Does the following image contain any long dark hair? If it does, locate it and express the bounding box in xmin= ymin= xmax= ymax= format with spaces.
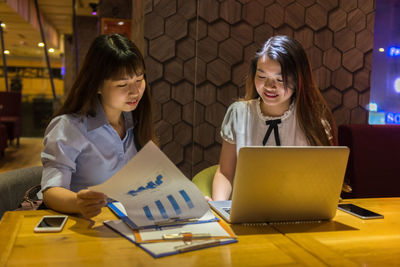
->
xmin=245 ymin=35 xmax=337 ymax=146
xmin=54 ymin=33 xmax=156 ymax=149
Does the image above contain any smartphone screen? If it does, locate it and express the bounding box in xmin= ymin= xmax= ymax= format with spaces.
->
xmin=338 ymin=204 xmax=384 ymax=219
xmin=34 ymin=216 xmax=68 ymax=232
xmin=37 ymin=217 xmax=66 ymax=228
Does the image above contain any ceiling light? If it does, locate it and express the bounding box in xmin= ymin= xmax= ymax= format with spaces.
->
xmin=38 ymin=42 xmax=44 ymax=47
xmin=48 ymin=48 xmax=55 ymax=53
xmin=118 ymin=21 xmax=124 ymax=26
xmin=4 ymin=50 xmax=10 ymax=54
xmin=379 ymin=48 xmax=385 ymax=52
xmin=0 ymin=23 xmax=5 ymax=28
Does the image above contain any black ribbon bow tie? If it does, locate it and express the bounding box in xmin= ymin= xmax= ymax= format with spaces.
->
xmin=263 ymin=119 xmax=282 ymax=146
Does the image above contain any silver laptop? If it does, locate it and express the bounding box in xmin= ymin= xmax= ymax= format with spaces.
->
xmin=209 ymin=146 xmax=349 ymax=223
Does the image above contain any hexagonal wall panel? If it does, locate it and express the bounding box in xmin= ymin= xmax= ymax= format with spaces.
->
xmin=184 ymin=57 xmax=206 ymax=85
xmin=199 ymin=0 xmax=219 ymax=23
xmin=205 ymin=102 xmax=226 ymax=127
xmin=144 ymin=12 xmax=164 ymax=40
xmin=155 ymin=120 xmax=173 ymax=146
xmin=154 ymin=0 xmax=176 ymax=17
xmin=163 ymin=141 xmax=183 ymax=165
xmin=162 ymin=100 xmax=182 ymax=125
xmin=314 ymin=66 xmax=331 ymax=91
xmin=149 ymin=35 xmax=176 ymax=62
xmin=194 ymin=122 xmax=215 ymax=148
xmin=354 ymin=69 xmax=370 ymax=92
xmin=196 ymin=82 xmax=217 ymax=106
xmin=323 ymin=47 xmax=341 ymax=71
xmin=340 ymin=0 xmax=357 ymax=12
xmin=294 ymin=27 xmax=314 ymax=49
xmin=177 ymin=38 xmax=195 ymax=61
xmin=174 ymin=121 xmax=192 ymax=146
xmin=334 ymin=28 xmax=355 ymax=52
xmin=219 ymin=38 xmax=244 ymax=65
xmin=322 ymin=87 xmax=342 ymax=110
xmin=265 ymin=3 xmax=284 ymax=28
xmin=285 ymin=2 xmax=305 ymax=29
xmin=316 ymin=0 xmax=338 ymax=11
xmin=254 ymin=24 xmax=274 ymax=46
xmin=197 ymin=37 xmax=218 ymax=63
xmin=151 ymin=80 xmax=171 ymax=104
xmin=315 ymin=28 xmax=333 ymax=51
xmin=208 ymin=20 xmax=230 ymax=42
xmin=305 ymin=3 xmax=328 ymax=31
xmin=328 ymin=8 xmax=346 ymax=32
xmin=207 ymin=59 xmax=231 ymax=87
xmin=343 ymin=89 xmax=358 ymax=109
xmin=204 ymin=145 xmax=222 ymax=165
xmin=342 ymin=48 xmax=364 ymax=72
xmin=356 ymin=29 xmax=373 ymax=53
xmin=220 ymin=0 xmax=242 ymax=25
xmin=348 ymin=9 xmax=366 ymax=33
xmin=243 ymin=1 xmax=264 ymax=27
xmin=297 ymin=0 xmax=316 ymax=7
xmin=164 ymin=59 xmax=183 ymax=84
xmin=306 ymin=46 xmax=323 ymax=69
xmin=178 ymin=0 xmax=196 ymax=20
xmin=231 ymin=22 xmax=254 ymax=46
xmin=165 ymin=14 xmax=188 ymax=40
xmin=332 ymin=67 xmax=353 ymax=91
xmin=172 ymin=81 xmax=194 ymax=105
xmin=217 ymin=83 xmax=239 ymax=107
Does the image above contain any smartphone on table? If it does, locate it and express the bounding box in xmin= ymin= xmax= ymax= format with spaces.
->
xmin=34 ymin=215 xmax=68 ymax=233
xmin=338 ymin=203 xmax=384 ymax=219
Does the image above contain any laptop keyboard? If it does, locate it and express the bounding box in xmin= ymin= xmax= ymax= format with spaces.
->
xmin=222 ymin=208 xmax=231 ymax=214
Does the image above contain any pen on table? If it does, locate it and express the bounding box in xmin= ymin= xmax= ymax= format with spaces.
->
xmin=163 ymin=232 xmax=211 ymax=240
xmin=174 ymin=239 xmax=221 ymax=252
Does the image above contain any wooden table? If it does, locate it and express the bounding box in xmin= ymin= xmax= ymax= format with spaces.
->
xmin=1 ymin=198 xmax=399 ymax=266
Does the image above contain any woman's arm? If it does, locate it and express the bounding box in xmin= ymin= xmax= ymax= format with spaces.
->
xmin=212 ymin=141 xmax=237 ymax=201
xmin=43 ymin=187 xmax=107 ymax=219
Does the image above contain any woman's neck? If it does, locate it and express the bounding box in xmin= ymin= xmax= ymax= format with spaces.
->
xmin=260 ymin=100 xmax=291 ymax=117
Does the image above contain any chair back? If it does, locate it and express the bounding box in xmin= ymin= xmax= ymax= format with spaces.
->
xmin=0 ymin=166 xmax=42 ymax=218
xmin=339 ymin=124 xmax=400 ymax=198
xmin=192 ymin=165 xmax=218 ymax=197
xmin=0 ymin=91 xmax=22 ymax=117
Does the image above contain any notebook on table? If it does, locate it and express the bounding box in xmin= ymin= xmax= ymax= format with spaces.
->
xmin=209 ymin=146 xmax=350 ymax=224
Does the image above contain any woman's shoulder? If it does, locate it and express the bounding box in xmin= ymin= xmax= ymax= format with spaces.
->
xmin=227 ymin=99 xmax=255 ymax=112
xmin=46 ymin=113 xmax=87 ymax=134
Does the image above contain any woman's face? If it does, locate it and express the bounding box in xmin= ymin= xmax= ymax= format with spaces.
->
xmin=254 ymin=55 xmax=295 ymax=116
xmin=98 ymin=72 xmax=146 ymax=115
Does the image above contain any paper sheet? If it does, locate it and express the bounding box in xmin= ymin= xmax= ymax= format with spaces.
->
xmin=90 ymin=141 xmax=210 ymax=228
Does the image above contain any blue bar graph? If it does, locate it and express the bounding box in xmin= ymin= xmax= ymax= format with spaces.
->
xmin=155 ymin=200 xmax=168 ymax=219
xmin=167 ymin=195 xmax=182 ymax=215
xmin=143 ymin=206 xmax=154 ymax=221
xmin=179 ymin=190 xmax=194 ymax=209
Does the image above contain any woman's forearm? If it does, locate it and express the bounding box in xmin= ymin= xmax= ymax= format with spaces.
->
xmin=43 ymin=187 xmax=80 ymax=214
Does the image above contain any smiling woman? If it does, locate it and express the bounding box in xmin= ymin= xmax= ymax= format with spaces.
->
xmin=39 ymin=34 xmax=157 ymax=219
xmin=211 ymin=35 xmax=338 ymax=201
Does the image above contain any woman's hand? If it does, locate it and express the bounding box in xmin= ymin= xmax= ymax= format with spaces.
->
xmin=204 ymin=196 xmax=212 ymax=202
xmin=76 ymin=190 xmax=107 ymax=219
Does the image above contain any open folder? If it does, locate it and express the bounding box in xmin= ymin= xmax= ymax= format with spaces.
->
xmin=90 ymin=141 xmax=214 ymax=229
xmin=104 ymin=219 xmax=237 ymax=258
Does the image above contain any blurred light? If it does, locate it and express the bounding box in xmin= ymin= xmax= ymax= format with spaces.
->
xmin=395 ymin=77 xmax=400 ymax=93
xmin=89 ymin=3 xmax=97 ymax=16
xmin=389 ymin=46 xmax=400 ymax=57
xmin=48 ymin=48 xmax=54 ymax=53
xmin=386 ymin=112 xmax=400 ymax=124
xmin=0 ymin=23 xmax=5 ymax=28
xmin=38 ymin=42 xmax=44 ymax=47
xmin=4 ymin=50 xmax=10 ymax=54
xmin=379 ymin=48 xmax=385 ymax=52
xmin=61 ymin=66 xmax=65 ymax=76
xmin=368 ymin=102 xmax=378 ymax=112
xmin=118 ymin=21 xmax=124 ymax=26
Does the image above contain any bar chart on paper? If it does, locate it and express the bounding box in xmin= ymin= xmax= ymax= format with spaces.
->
xmin=122 ymin=173 xmax=200 ymax=226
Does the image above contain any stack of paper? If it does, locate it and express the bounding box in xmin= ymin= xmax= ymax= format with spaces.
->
xmin=90 ymin=141 xmax=237 ymax=257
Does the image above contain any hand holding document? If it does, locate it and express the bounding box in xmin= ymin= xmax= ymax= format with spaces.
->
xmin=89 ymin=141 xmax=210 ymax=228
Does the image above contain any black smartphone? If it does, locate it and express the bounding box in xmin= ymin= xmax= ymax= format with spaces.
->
xmin=338 ymin=203 xmax=384 ymax=219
